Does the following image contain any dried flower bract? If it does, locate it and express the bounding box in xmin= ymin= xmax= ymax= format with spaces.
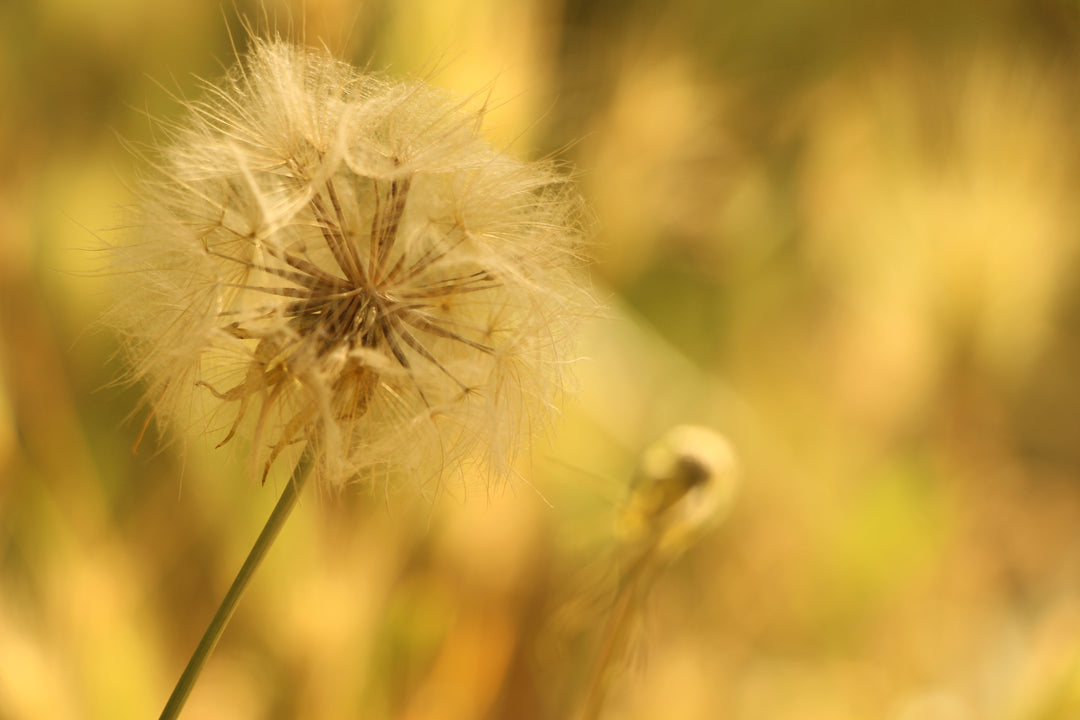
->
xmin=114 ymin=38 xmax=594 ymax=488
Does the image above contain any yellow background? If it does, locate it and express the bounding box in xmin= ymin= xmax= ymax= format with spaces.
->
xmin=3 ymin=0 xmax=1080 ymax=718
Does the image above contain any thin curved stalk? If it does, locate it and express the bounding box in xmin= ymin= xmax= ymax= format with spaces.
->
xmin=578 ymin=549 xmax=656 ymax=720
xmin=158 ymin=449 xmax=314 ymax=720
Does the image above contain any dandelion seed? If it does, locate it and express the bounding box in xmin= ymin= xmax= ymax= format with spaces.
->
xmin=113 ymin=37 xmax=595 ymax=490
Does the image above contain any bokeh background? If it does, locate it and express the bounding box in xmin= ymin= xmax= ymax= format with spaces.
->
xmin=5 ymin=0 xmax=1080 ymax=718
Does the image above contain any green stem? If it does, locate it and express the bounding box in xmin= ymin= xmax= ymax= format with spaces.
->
xmin=158 ymin=450 xmax=314 ymax=720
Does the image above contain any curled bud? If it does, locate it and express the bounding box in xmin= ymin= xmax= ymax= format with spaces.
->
xmin=617 ymin=424 xmax=739 ymax=557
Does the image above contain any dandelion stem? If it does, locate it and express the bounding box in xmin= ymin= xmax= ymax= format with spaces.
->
xmin=578 ymin=550 xmax=656 ymax=720
xmin=158 ymin=449 xmax=314 ymax=720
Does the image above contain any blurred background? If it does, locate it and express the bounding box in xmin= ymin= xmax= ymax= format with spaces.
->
xmin=4 ymin=0 xmax=1080 ymax=718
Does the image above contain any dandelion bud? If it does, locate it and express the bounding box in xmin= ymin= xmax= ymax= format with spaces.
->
xmin=113 ymin=38 xmax=595 ymax=487
xmin=617 ymin=425 xmax=739 ymax=557
xmin=578 ymin=426 xmax=738 ymax=720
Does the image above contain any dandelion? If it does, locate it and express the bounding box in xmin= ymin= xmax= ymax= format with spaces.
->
xmin=112 ymin=37 xmax=595 ymax=719
xmin=115 ymin=37 xmax=592 ymax=488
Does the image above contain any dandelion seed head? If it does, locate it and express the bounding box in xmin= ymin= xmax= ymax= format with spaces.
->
xmin=113 ymin=38 xmax=595 ymax=489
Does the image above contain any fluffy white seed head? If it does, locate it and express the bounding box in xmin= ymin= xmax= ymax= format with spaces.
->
xmin=113 ymin=38 xmax=595 ymax=489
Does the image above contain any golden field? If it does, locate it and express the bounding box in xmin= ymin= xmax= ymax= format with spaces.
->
xmin=3 ymin=1 xmax=1080 ymax=718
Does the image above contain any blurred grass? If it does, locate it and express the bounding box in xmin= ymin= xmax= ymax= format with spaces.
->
xmin=5 ymin=0 xmax=1080 ymax=718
